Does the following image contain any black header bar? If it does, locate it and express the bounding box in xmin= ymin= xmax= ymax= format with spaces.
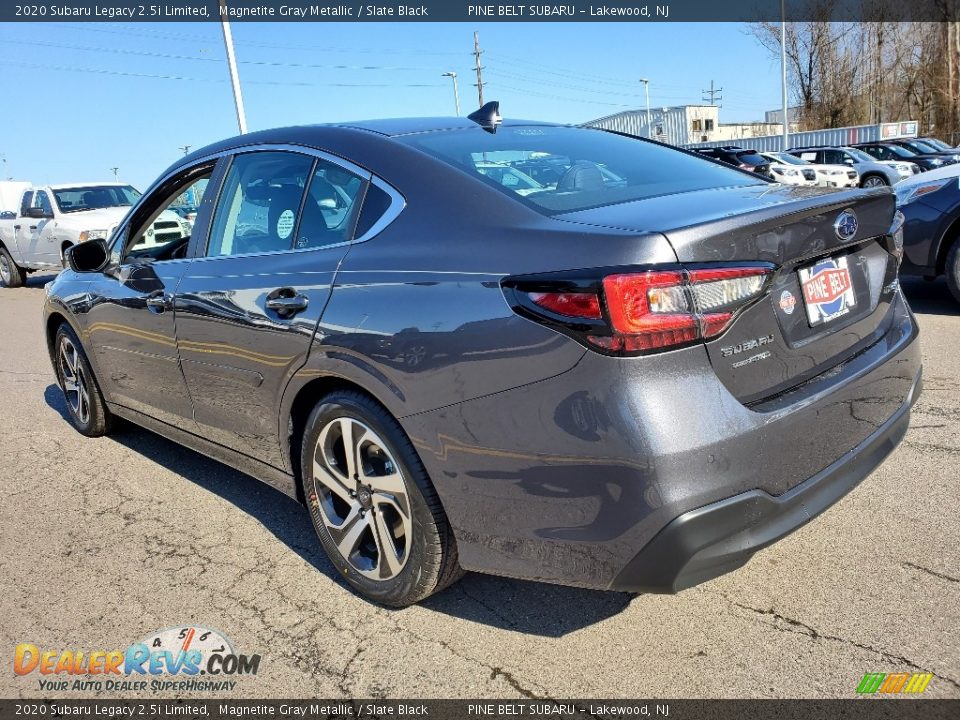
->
xmin=2 ymin=0 xmax=959 ymax=23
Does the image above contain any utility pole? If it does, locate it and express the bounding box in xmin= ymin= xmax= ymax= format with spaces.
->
xmin=219 ymin=0 xmax=248 ymax=134
xmin=110 ymin=167 xmax=119 ymax=180
xmin=780 ymin=0 xmax=789 ymax=152
xmin=701 ymin=80 xmax=723 ymax=107
xmin=639 ymin=78 xmax=651 ymax=138
xmin=442 ymin=72 xmax=461 ymax=116
xmin=179 ymin=145 xmax=191 ymax=156
xmin=472 ymin=31 xmax=485 ymax=108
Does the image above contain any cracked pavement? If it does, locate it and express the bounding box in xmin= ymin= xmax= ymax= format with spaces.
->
xmin=1 ymin=274 xmax=957 ymax=699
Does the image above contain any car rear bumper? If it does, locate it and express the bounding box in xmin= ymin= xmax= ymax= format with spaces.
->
xmin=404 ymin=289 xmax=921 ymax=591
xmin=609 ymin=372 xmax=919 ymax=592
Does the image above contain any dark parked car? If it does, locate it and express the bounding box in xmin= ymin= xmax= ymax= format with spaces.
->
xmin=44 ymin=106 xmax=922 ymax=606
xmin=692 ymin=146 xmax=772 ymax=177
xmin=886 ymin=137 xmax=960 ymax=161
xmin=895 ymin=166 xmax=960 ymax=301
xmin=853 ymin=142 xmax=953 ymax=172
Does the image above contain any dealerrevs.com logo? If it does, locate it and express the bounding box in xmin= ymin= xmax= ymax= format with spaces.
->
xmin=14 ymin=625 xmax=261 ymax=693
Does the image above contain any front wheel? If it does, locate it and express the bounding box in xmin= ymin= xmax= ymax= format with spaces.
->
xmin=946 ymin=240 xmax=960 ymax=304
xmin=0 ymin=246 xmax=25 ymax=288
xmin=54 ymin=324 xmax=113 ymax=436
xmin=301 ymin=390 xmax=463 ymax=606
xmin=861 ymin=175 xmax=889 ymax=189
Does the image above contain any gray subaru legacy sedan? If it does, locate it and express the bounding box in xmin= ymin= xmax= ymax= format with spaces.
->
xmin=43 ymin=104 xmax=921 ymax=606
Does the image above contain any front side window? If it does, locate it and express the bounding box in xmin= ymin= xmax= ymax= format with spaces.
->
xmin=400 ymin=125 xmax=766 ymax=215
xmin=126 ymin=176 xmax=209 ymax=258
xmin=34 ymin=191 xmax=53 ymax=215
xmin=207 ymin=152 xmax=314 ymax=257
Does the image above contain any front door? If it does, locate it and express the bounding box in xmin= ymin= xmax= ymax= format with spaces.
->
xmin=17 ymin=190 xmax=58 ymax=267
xmin=174 ymin=150 xmax=368 ymax=467
xmin=82 ymin=168 xmax=214 ymax=428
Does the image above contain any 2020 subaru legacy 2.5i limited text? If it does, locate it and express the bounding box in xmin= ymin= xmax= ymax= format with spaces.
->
xmin=44 ymin=104 xmax=922 ymax=606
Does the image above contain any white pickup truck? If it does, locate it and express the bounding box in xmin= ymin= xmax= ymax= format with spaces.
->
xmin=0 ymin=182 xmax=192 ymax=288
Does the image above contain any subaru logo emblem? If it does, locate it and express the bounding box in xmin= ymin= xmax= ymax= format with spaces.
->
xmin=834 ymin=210 xmax=858 ymax=241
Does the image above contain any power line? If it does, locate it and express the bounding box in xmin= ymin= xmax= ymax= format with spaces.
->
xmin=0 ymin=59 xmax=444 ymax=88
xmin=3 ymin=38 xmax=434 ymax=72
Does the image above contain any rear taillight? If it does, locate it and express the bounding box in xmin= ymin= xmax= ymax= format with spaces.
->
xmin=504 ymin=264 xmax=773 ymax=356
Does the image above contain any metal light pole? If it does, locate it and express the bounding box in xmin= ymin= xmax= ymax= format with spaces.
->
xmin=219 ymin=0 xmax=248 ymax=134
xmin=780 ymin=0 xmax=789 ymax=152
xmin=639 ymin=78 xmax=651 ymax=138
xmin=110 ymin=167 xmax=119 ymax=180
xmin=442 ymin=72 xmax=461 ymax=116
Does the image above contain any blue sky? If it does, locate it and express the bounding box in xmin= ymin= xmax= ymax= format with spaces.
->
xmin=0 ymin=21 xmax=784 ymax=190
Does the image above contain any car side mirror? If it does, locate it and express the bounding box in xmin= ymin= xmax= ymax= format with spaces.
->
xmin=844 ymin=159 xmax=855 ymax=165
xmin=65 ymin=239 xmax=109 ymax=273
xmin=25 ymin=207 xmax=53 ymax=219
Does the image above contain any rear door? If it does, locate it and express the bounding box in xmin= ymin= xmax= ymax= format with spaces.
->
xmin=173 ymin=148 xmax=368 ymax=467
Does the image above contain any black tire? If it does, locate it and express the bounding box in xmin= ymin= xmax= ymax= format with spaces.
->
xmin=946 ymin=240 xmax=960 ymax=304
xmin=53 ymin=324 xmax=113 ymax=437
xmin=300 ymin=390 xmax=463 ymax=606
xmin=0 ymin=245 xmax=25 ymax=288
xmin=861 ymin=174 xmax=889 ymax=189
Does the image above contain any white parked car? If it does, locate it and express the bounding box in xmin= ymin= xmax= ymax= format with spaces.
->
xmin=0 ymin=183 xmax=191 ymax=287
xmin=757 ymin=152 xmax=817 ymax=186
xmin=761 ymin=151 xmax=858 ymax=189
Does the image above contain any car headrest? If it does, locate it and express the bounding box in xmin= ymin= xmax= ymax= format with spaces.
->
xmin=557 ymin=161 xmax=605 ymax=192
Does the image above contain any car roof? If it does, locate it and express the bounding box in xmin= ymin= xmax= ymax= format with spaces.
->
xmin=334 ymin=116 xmax=557 ymax=137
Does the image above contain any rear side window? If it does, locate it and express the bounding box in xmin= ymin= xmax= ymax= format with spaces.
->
xmin=19 ymin=192 xmax=33 ymax=216
xmin=207 ymin=152 xmax=314 ymax=257
xmin=354 ymin=184 xmax=392 ymax=238
xmin=293 ymin=159 xmax=366 ymax=250
xmin=399 ymin=125 xmax=766 ymax=215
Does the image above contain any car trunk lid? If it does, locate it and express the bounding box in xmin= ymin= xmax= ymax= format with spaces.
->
xmin=560 ymin=184 xmax=901 ymax=404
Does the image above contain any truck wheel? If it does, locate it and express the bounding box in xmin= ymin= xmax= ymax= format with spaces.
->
xmin=946 ymin=241 xmax=960 ymax=304
xmin=0 ymin=246 xmax=25 ymax=288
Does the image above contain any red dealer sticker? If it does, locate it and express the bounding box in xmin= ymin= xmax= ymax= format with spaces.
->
xmin=798 ymin=255 xmax=857 ymax=326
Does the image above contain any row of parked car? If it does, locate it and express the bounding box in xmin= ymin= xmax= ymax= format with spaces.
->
xmin=693 ymin=136 xmax=960 ymax=190
xmin=690 ymin=138 xmax=960 ymax=302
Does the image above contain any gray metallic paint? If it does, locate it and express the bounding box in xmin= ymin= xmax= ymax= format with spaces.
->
xmin=43 ymin=121 xmax=922 ymax=592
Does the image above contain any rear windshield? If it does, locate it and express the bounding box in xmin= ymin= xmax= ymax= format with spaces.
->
xmin=735 ymin=151 xmax=767 ymax=166
xmin=398 ymin=125 xmax=767 ymax=215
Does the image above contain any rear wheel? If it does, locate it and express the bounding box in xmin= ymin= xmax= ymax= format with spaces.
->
xmin=0 ymin=246 xmax=24 ymax=288
xmin=946 ymin=240 xmax=960 ymax=304
xmin=300 ymin=390 xmax=463 ymax=606
xmin=861 ymin=174 xmax=888 ymax=189
xmin=54 ymin=324 xmax=113 ymax=436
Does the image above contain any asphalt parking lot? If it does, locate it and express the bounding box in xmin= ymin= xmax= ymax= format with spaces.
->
xmin=1 ymin=273 xmax=957 ymax=700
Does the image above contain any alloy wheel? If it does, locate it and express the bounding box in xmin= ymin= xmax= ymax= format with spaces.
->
xmin=0 ymin=254 xmax=10 ymax=285
xmin=863 ymin=176 xmax=886 ymax=188
xmin=59 ymin=336 xmax=90 ymax=425
xmin=312 ymin=417 xmax=413 ymax=580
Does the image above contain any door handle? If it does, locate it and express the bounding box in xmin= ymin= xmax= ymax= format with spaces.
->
xmin=145 ymin=292 xmax=173 ymax=313
xmin=265 ymin=289 xmax=309 ymax=317
xmin=29 ymin=225 xmax=37 ymax=230
xmin=13 ymin=224 xmax=21 ymax=230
